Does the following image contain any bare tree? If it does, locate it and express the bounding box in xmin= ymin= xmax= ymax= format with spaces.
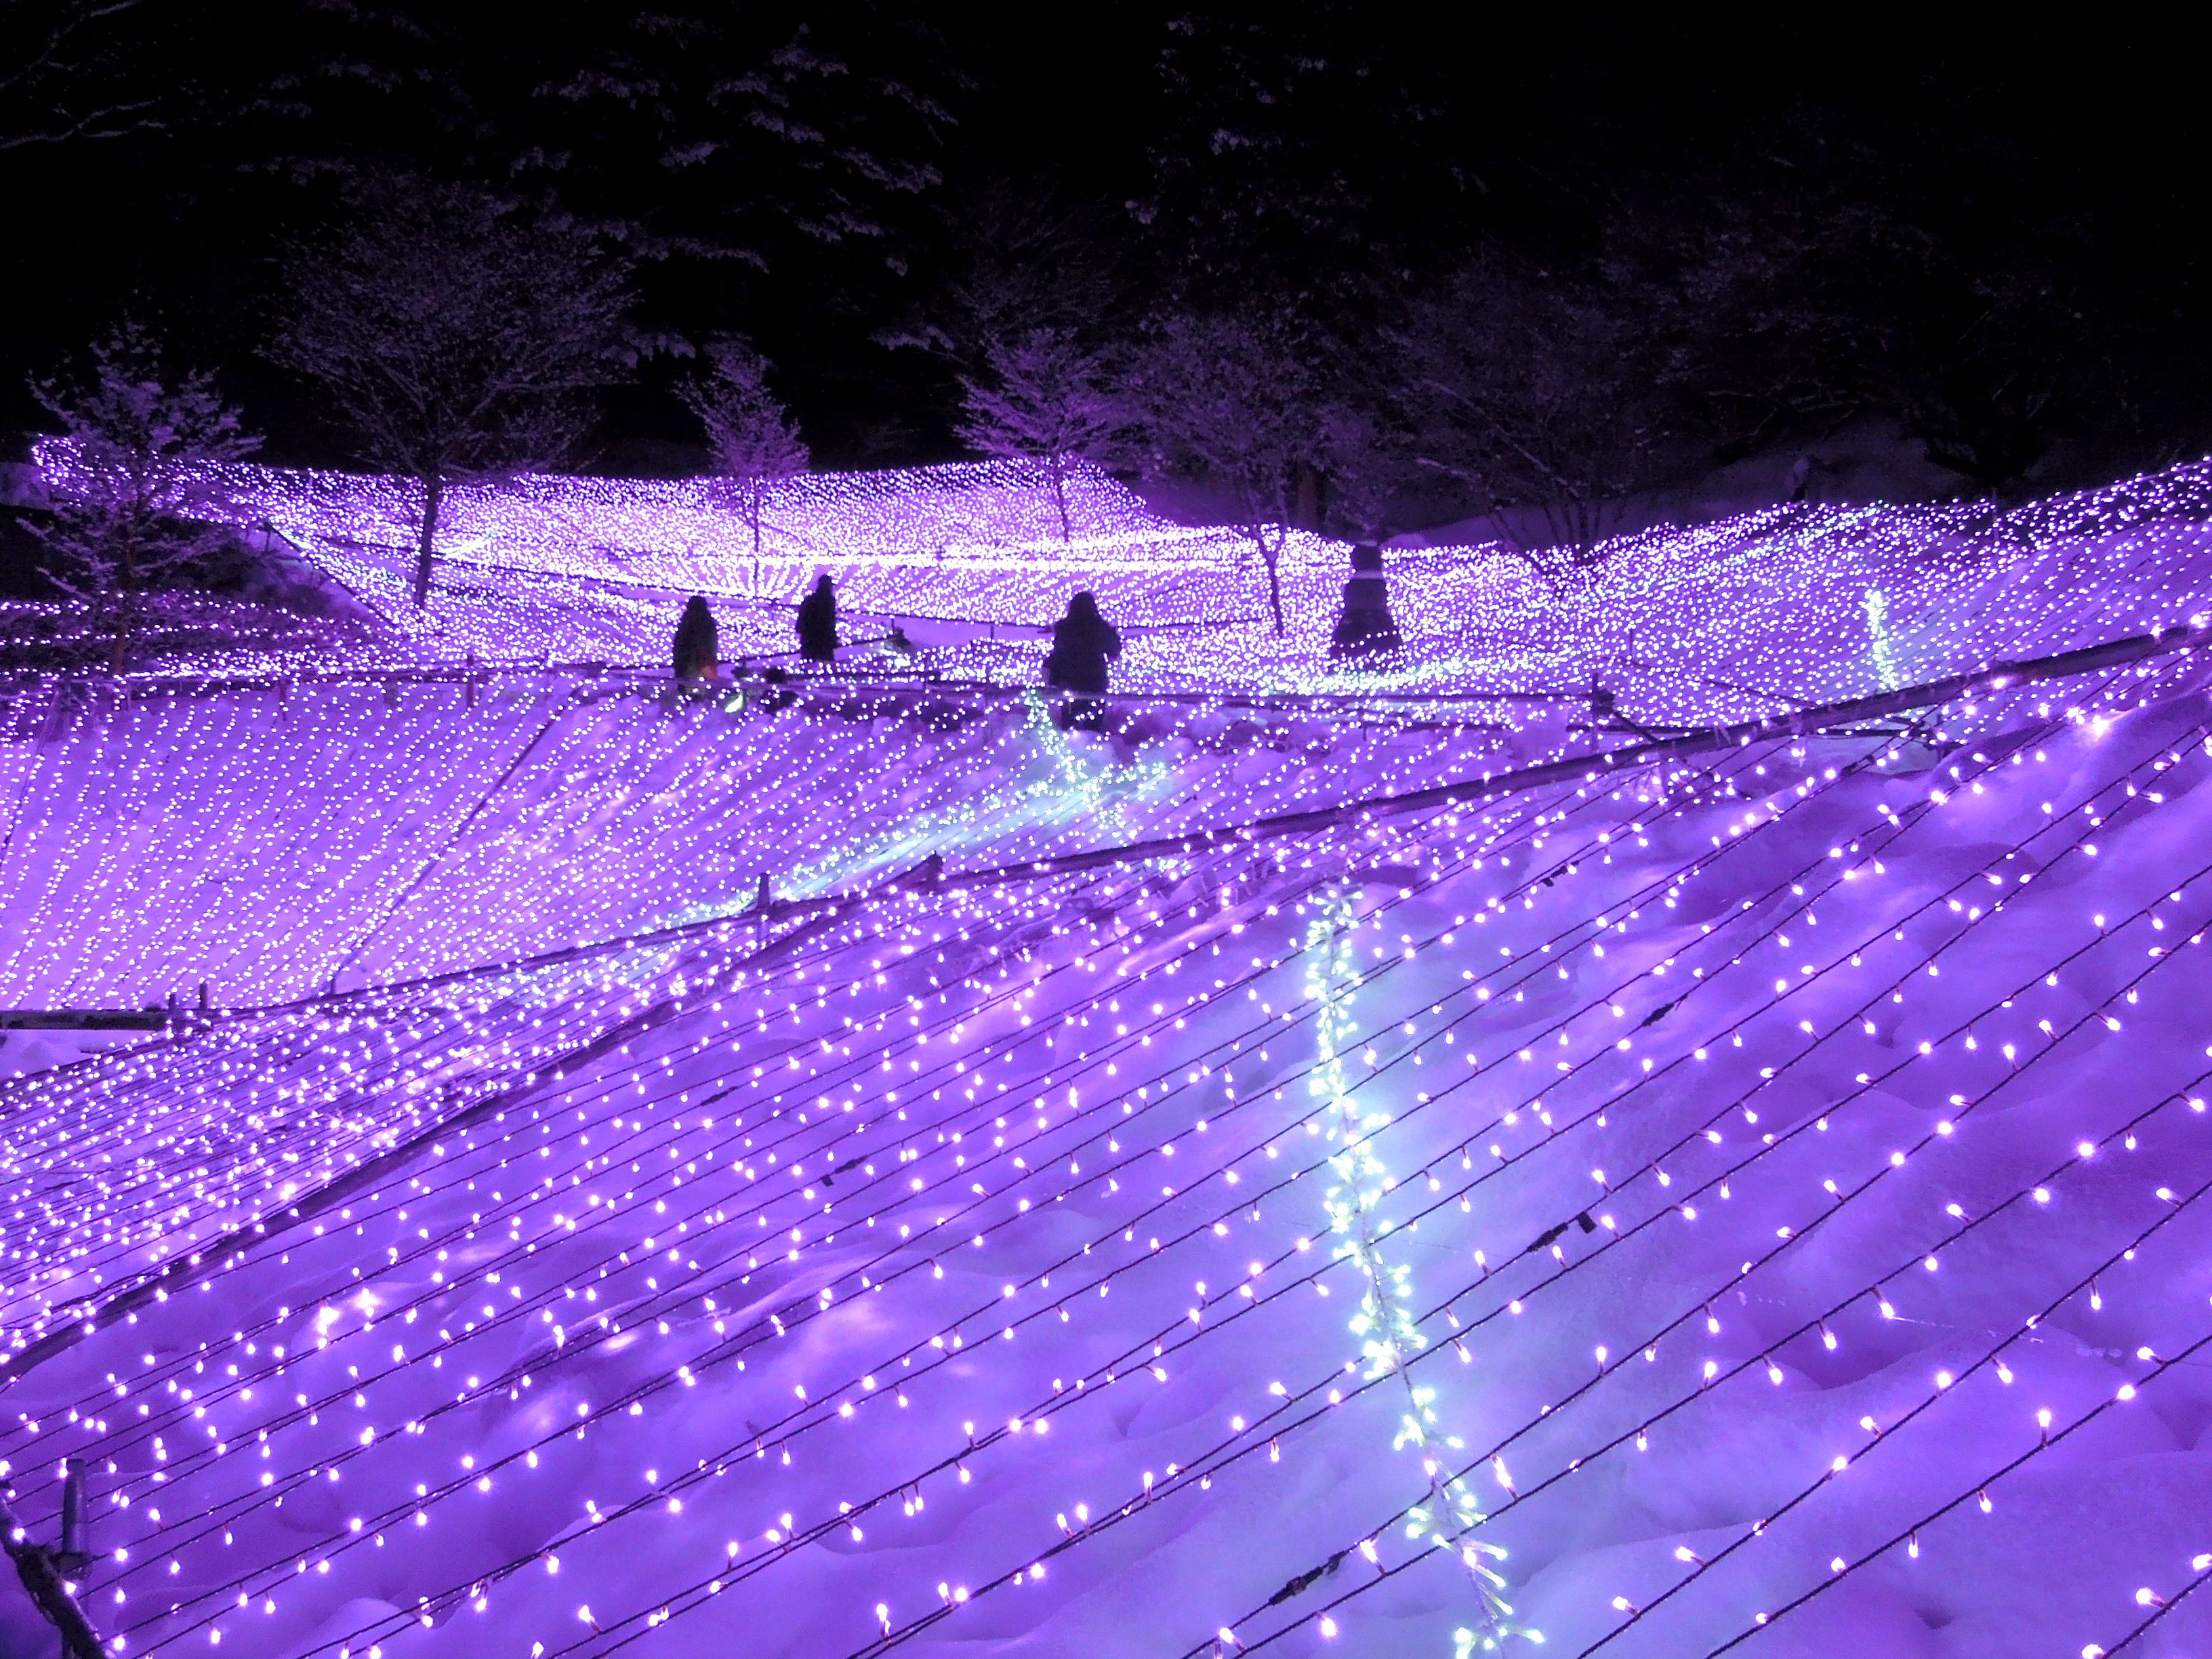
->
xmin=270 ymin=178 xmax=633 ymax=609
xmin=30 ymin=318 xmax=259 ymax=668
xmin=956 ymin=327 xmax=1119 ymax=541
xmin=678 ymin=342 xmax=807 ymax=593
xmin=1126 ymin=310 xmax=1322 ymax=636
xmin=1315 ymin=398 xmax=1409 ymax=543
xmin=1397 ymin=258 xmax=1684 ymax=572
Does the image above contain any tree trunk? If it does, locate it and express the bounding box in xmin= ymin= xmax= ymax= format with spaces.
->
xmin=750 ymin=494 xmax=762 ymax=598
xmin=1293 ymin=462 xmax=1323 ymax=531
xmin=110 ymin=533 xmax=136 ymax=672
xmin=412 ymin=472 xmax=443 ymax=609
xmin=1049 ymin=455 xmax=1071 ymax=542
xmin=1263 ymin=537 xmax=1286 ymax=637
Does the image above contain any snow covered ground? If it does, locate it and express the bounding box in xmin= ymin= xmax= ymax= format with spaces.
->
xmin=0 ymin=674 xmax=1525 ymax=1010
xmin=30 ymin=442 xmax=2212 ymax=716
xmin=5 ymin=456 xmax=2212 ymax=1659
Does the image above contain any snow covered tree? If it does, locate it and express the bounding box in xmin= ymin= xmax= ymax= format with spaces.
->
xmin=270 ymin=178 xmax=633 ymax=609
xmin=1125 ymin=310 xmax=1323 ymax=636
xmin=678 ymin=342 xmax=807 ymax=591
xmin=30 ymin=318 xmax=259 ymax=668
xmin=956 ymin=327 xmax=1118 ymax=541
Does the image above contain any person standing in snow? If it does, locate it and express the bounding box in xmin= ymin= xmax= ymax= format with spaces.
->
xmin=1043 ymin=589 xmax=1121 ymax=729
xmin=796 ymin=572 xmax=838 ymax=663
xmin=672 ymin=594 xmax=718 ymax=680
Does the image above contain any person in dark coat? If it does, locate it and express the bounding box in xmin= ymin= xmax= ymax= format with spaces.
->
xmin=672 ymin=594 xmax=718 ymax=680
xmin=1043 ymin=590 xmax=1122 ymax=729
xmin=796 ymin=573 xmax=838 ymax=663
xmin=1044 ymin=590 xmax=1122 ymax=693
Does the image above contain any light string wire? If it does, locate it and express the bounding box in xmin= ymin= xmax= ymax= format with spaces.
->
xmin=12 ymin=718 xmax=1746 ymax=1441
xmin=73 ymin=747 xmax=1849 ymax=1654
xmin=1216 ymin=1066 xmax=2212 ymax=1659
xmin=773 ymin=766 xmax=2206 ymax=1659
xmin=1306 ymin=878 xmax=1513 ymax=1648
xmin=506 ymin=708 xmax=2176 ymax=1654
xmin=850 ymin=711 xmax=2205 ymax=1657
xmin=237 ymin=699 xmax=2158 ymax=1654
xmin=1694 ymin=1279 xmax=2212 ymax=1657
xmin=2085 ymin=1556 xmax=2212 ymax=1657
xmin=108 ymin=778 xmax=1672 ymax=1654
xmin=1203 ymin=802 xmax=2212 ymax=1654
xmin=8 ymin=672 xmax=2185 ymax=1654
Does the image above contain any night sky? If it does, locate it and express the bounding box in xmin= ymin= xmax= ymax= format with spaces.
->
xmin=6 ymin=7 xmax=2207 ymax=486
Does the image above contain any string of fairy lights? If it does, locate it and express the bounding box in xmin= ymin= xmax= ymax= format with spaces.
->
xmin=1198 ymin=1063 xmax=2212 ymax=1659
xmin=4 ymin=716 xmax=1725 ymax=1389
xmin=867 ymin=694 xmax=2212 ymax=1654
xmin=0 ymin=725 xmax=2123 ymax=1336
xmin=2086 ymin=1555 xmax=2212 ymax=1657
xmin=8 ymin=438 xmax=2212 ymax=1656
xmin=663 ymin=739 xmax=2185 ymax=1659
xmin=1176 ymin=837 xmax=2212 ymax=1656
xmin=28 ymin=437 xmax=2212 ymax=718
xmin=4 ymin=730 xmax=1796 ymax=1584
xmin=0 ymin=672 xmax=1569 ymax=1012
xmin=440 ymin=685 xmax=2203 ymax=1654
xmin=151 ymin=774 xmax=1831 ymax=1654
xmin=4 ymin=703 xmax=1902 ymax=1362
xmin=1 ymin=648 xmax=2200 ymax=1659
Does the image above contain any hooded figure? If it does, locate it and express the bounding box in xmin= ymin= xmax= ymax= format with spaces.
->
xmin=672 ymin=594 xmax=718 ymax=680
xmin=1042 ymin=590 xmax=1122 ymax=695
xmin=796 ymin=573 xmax=838 ymax=663
xmin=1328 ymin=544 xmax=1401 ymax=659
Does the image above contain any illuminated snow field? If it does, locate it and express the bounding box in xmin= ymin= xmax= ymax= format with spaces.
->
xmin=5 ymin=455 xmax=2212 ymax=1659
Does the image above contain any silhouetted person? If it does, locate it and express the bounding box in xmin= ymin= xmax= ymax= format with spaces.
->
xmin=1044 ymin=590 xmax=1122 ymax=729
xmin=1329 ymin=544 xmax=1401 ymax=659
xmin=796 ymin=573 xmax=838 ymax=663
xmin=672 ymin=594 xmax=718 ymax=680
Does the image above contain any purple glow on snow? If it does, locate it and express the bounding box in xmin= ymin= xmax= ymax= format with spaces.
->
xmin=3 ymin=449 xmax=2211 ymax=1658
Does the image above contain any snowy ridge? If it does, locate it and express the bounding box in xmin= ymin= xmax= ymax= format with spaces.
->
xmin=29 ymin=444 xmax=2212 ymax=726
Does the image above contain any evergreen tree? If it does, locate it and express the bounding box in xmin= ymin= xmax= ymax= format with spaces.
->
xmin=30 ymin=318 xmax=259 ymax=668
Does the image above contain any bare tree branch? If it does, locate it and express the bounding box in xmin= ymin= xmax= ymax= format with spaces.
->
xmin=0 ymin=0 xmax=170 ymax=150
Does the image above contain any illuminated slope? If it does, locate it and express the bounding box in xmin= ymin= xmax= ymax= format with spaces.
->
xmin=0 ymin=676 xmax=1522 ymax=1010
xmin=30 ymin=438 xmax=2212 ymax=718
xmin=5 ymin=650 xmax=2210 ymax=1659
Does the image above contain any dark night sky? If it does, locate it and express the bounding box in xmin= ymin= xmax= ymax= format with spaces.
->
xmin=5 ymin=7 xmax=2206 ymax=480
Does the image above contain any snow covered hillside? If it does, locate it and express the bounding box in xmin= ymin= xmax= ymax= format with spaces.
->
xmin=5 ymin=458 xmax=2212 ymax=1659
xmin=0 ymin=674 xmax=1521 ymax=1010
xmin=31 ymin=443 xmax=2212 ymax=717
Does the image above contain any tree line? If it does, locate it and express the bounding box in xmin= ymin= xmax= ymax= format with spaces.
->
xmin=9 ymin=5 xmax=2211 ymax=651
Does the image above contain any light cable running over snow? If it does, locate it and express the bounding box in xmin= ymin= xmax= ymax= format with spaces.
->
xmin=303 ymin=703 xmax=2167 ymax=1659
